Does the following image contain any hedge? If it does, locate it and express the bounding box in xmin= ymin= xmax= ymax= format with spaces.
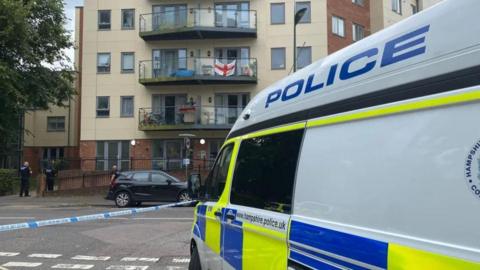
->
xmin=0 ymin=169 xmax=19 ymax=196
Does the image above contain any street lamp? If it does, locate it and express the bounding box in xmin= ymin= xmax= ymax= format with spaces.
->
xmin=294 ymin=7 xmax=308 ymax=73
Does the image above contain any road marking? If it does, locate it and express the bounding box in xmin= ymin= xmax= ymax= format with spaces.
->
xmin=0 ymin=217 xmax=35 ymax=220
xmin=165 ymin=267 xmax=187 ymax=270
xmin=2 ymin=262 xmax=42 ymax=267
xmin=72 ymin=255 xmax=110 ymax=261
xmin=51 ymin=264 xmax=94 ymax=269
xmin=29 ymin=253 xmax=62 ymax=259
xmin=106 ymin=266 xmax=149 ymax=270
xmin=0 ymin=266 xmax=9 ymax=270
xmin=0 ymin=253 xmax=19 ymax=257
xmin=109 ymin=218 xmax=193 ymax=221
xmin=172 ymin=258 xmax=190 ymax=263
xmin=120 ymin=257 xmax=159 ymax=263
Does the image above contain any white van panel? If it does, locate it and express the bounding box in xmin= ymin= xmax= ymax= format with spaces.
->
xmin=294 ymin=89 xmax=480 ymax=262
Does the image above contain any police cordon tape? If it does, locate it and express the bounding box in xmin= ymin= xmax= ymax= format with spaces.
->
xmin=0 ymin=200 xmax=197 ymax=233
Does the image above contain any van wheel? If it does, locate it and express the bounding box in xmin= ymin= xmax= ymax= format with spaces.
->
xmin=189 ymin=245 xmax=201 ymax=270
xmin=115 ymin=191 xmax=131 ymax=208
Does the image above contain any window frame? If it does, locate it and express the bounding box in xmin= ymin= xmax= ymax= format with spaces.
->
xmin=352 ymin=0 xmax=364 ymax=6
xmin=98 ymin=10 xmax=111 ymax=30
xmin=121 ymin=52 xmax=135 ymax=73
xmin=271 ymin=47 xmax=286 ymax=70
xmin=296 ymin=46 xmax=312 ymax=69
xmin=332 ymin=15 xmax=345 ymax=38
xmin=352 ymin=23 xmax=365 ymax=42
xmin=295 ymin=1 xmax=311 ymax=24
xmin=270 ymin=3 xmax=285 ymax=25
xmin=47 ymin=116 xmax=66 ymax=132
xmin=121 ymin=9 xmax=135 ymax=30
xmin=120 ymin=96 xmax=134 ymax=118
xmin=392 ymin=0 xmax=402 ymax=14
xmin=97 ymin=53 xmax=111 ymax=74
xmin=96 ymin=96 xmax=110 ymax=118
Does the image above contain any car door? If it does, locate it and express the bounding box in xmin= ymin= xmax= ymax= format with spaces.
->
xmin=199 ymin=143 xmax=236 ymax=270
xmin=151 ymin=172 xmax=174 ymax=201
xmin=129 ymin=172 xmax=153 ymax=200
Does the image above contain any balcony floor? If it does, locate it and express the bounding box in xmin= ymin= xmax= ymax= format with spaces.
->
xmin=139 ymin=75 xmax=257 ymax=86
xmin=140 ymin=26 xmax=257 ymax=41
xmin=139 ymin=123 xmax=234 ymax=131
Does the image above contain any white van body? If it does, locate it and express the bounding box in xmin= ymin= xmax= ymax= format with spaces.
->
xmin=190 ymin=0 xmax=480 ymax=269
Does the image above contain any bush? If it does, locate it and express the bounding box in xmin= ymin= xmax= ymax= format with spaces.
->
xmin=0 ymin=169 xmax=18 ymax=196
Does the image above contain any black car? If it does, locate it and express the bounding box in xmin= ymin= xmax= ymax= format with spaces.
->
xmin=106 ymin=170 xmax=191 ymax=207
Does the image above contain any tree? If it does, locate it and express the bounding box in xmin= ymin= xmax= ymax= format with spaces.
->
xmin=0 ymin=0 xmax=75 ymax=158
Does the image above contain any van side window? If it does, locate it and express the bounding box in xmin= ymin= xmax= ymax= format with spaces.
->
xmin=230 ymin=129 xmax=304 ymax=214
xmin=204 ymin=144 xmax=234 ymax=201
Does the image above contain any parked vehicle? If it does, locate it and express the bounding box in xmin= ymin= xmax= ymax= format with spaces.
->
xmin=189 ymin=1 xmax=480 ymax=269
xmin=105 ymin=170 xmax=190 ymax=207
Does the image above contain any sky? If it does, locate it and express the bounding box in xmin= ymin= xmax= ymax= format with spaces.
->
xmin=64 ymin=0 xmax=84 ymax=67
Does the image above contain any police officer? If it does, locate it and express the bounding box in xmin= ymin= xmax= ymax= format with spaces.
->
xmin=19 ymin=161 xmax=32 ymax=197
xmin=44 ymin=160 xmax=57 ymax=192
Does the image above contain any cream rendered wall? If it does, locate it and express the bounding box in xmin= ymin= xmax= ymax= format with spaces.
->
xmin=23 ymin=102 xmax=78 ymax=147
xmin=80 ymin=0 xmax=327 ymax=141
xmin=371 ymin=0 xmax=443 ymax=33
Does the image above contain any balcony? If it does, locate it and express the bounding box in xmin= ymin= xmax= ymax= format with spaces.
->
xmin=139 ymin=57 xmax=257 ymax=86
xmin=139 ymin=106 xmax=244 ymax=131
xmin=139 ymin=8 xmax=257 ymax=40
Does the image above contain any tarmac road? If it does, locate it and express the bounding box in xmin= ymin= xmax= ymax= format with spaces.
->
xmin=0 ymin=195 xmax=195 ymax=270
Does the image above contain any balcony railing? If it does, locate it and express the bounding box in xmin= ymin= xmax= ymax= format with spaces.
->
xmin=139 ymin=57 xmax=257 ymax=85
xmin=139 ymin=106 xmax=244 ymax=131
xmin=139 ymin=8 xmax=257 ymax=40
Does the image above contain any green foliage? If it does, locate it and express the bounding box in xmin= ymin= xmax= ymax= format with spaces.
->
xmin=0 ymin=0 xmax=75 ymax=155
xmin=0 ymin=169 xmax=18 ymax=195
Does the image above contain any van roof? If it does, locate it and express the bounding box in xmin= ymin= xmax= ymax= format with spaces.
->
xmin=228 ymin=0 xmax=480 ymax=139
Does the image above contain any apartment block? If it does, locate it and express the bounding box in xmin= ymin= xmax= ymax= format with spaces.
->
xmin=49 ymin=0 xmax=440 ymax=175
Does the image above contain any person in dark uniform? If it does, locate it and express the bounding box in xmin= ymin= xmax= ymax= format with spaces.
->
xmin=110 ymin=165 xmax=119 ymax=183
xmin=19 ymin=161 xmax=32 ymax=197
xmin=44 ymin=160 xmax=57 ymax=192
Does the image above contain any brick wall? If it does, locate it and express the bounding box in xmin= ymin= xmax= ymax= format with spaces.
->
xmin=327 ymin=0 xmax=371 ymax=54
xmin=131 ymin=139 xmax=152 ymax=170
xmin=23 ymin=147 xmax=42 ymax=174
xmin=79 ymin=140 xmax=96 ymax=171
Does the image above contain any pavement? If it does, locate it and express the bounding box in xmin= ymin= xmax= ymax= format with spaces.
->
xmin=0 ymin=194 xmax=195 ymax=269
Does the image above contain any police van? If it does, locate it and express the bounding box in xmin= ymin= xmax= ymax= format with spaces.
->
xmin=189 ymin=0 xmax=480 ymax=269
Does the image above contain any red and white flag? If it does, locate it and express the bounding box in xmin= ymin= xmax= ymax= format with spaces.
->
xmin=214 ymin=59 xmax=236 ymax=77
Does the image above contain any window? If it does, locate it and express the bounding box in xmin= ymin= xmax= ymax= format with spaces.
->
xmin=134 ymin=172 xmax=150 ymax=182
xmin=332 ymin=16 xmax=345 ymax=37
xmin=98 ymin=10 xmax=111 ymax=30
xmin=122 ymin=9 xmax=135 ymax=29
xmin=153 ymin=5 xmax=187 ymax=30
xmin=204 ymin=144 xmax=234 ymax=201
xmin=230 ymin=129 xmax=304 ymax=214
xmin=392 ymin=0 xmax=402 ymax=14
xmin=271 ymin=3 xmax=285 ymax=24
xmin=297 ymin=46 xmax=312 ymax=69
xmin=215 ymin=3 xmax=250 ymax=28
xmin=121 ymin=52 xmax=135 ymax=73
xmin=295 ymin=2 xmax=311 ymax=24
xmin=152 ymin=173 xmax=170 ymax=184
xmin=43 ymin=148 xmax=64 ymax=160
xmin=97 ymin=53 xmax=111 ymax=73
xmin=120 ymin=96 xmax=134 ymax=117
xmin=352 ymin=0 xmax=364 ymax=6
xmin=271 ymin=48 xmax=286 ymax=70
xmin=411 ymin=4 xmax=419 ymax=14
xmin=96 ymin=141 xmax=130 ymax=171
xmin=47 ymin=117 xmax=65 ymax=132
xmin=96 ymin=96 xmax=110 ymax=117
xmin=152 ymin=139 xmax=184 ymax=170
xmin=352 ymin=23 xmax=365 ymax=42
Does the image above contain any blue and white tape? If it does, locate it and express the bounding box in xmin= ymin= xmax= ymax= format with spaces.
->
xmin=0 ymin=200 xmax=196 ymax=233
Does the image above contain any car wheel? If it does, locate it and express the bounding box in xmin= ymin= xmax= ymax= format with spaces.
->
xmin=177 ymin=191 xmax=191 ymax=203
xmin=189 ymin=244 xmax=201 ymax=270
xmin=115 ymin=191 xmax=131 ymax=208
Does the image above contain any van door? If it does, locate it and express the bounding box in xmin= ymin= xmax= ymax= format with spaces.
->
xmin=200 ymin=143 xmax=236 ymax=270
xmin=221 ymin=129 xmax=304 ymax=269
